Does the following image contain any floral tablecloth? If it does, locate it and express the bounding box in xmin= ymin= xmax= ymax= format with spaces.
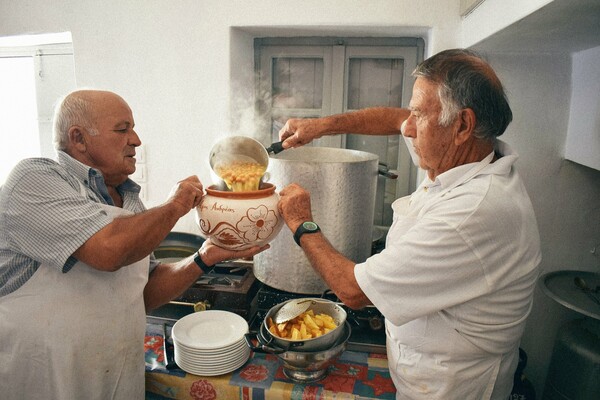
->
xmin=145 ymin=324 xmax=396 ymax=400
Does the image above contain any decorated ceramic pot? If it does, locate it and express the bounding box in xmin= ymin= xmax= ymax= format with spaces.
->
xmin=196 ymin=183 xmax=284 ymax=250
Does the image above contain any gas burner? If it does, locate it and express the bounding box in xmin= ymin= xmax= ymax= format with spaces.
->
xmin=193 ymin=260 xmax=254 ymax=288
xmin=147 ymin=259 xmax=261 ymax=322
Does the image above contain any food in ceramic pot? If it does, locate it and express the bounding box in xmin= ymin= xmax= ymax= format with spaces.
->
xmin=215 ymin=161 xmax=266 ymax=192
xmin=261 ymin=298 xmax=347 ymax=351
xmin=195 ymin=183 xmax=283 ymax=250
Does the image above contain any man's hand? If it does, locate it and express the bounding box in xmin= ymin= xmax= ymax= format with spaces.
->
xmin=166 ymin=176 xmax=204 ymax=218
xmin=277 ymin=183 xmax=314 ymax=233
xmin=198 ymin=238 xmax=270 ymax=266
xmin=278 ymin=118 xmax=324 ymax=149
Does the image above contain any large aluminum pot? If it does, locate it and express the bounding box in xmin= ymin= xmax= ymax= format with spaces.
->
xmin=260 ymin=298 xmax=347 ymax=352
xmin=254 ymin=147 xmax=378 ymax=294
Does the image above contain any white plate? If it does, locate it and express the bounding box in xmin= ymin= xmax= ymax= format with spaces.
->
xmin=176 ymin=344 xmax=249 ymax=361
xmin=172 ymin=310 xmax=249 ymax=350
xmin=173 ymin=337 xmax=246 ymax=354
xmin=174 ymin=343 xmax=247 ymax=362
xmin=176 ymin=352 xmax=250 ymax=376
xmin=175 ymin=347 xmax=250 ymax=368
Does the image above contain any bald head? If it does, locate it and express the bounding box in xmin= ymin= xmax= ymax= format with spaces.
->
xmin=52 ymin=90 xmax=127 ymax=152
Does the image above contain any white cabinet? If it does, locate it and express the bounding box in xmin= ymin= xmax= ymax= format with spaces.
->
xmin=565 ymin=46 xmax=600 ymax=171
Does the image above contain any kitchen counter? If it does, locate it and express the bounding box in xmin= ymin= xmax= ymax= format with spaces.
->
xmin=144 ymin=323 xmax=395 ymax=399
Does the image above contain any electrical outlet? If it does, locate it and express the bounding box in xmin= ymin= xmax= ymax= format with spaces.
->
xmin=131 ymin=164 xmax=147 ymax=182
xmin=139 ymin=183 xmax=148 ymax=202
xmin=136 ymin=145 xmax=146 ymax=163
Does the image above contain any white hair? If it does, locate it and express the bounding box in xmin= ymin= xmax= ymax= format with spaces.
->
xmin=52 ymin=91 xmax=99 ymax=151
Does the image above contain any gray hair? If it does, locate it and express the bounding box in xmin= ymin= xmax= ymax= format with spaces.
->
xmin=52 ymin=92 xmax=99 ymax=151
xmin=412 ymin=48 xmax=512 ymax=140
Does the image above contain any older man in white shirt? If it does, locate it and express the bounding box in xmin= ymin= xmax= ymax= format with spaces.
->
xmin=276 ymin=49 xmax=541 ymax=400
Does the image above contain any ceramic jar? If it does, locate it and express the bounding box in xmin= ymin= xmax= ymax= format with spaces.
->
xmin=195 ymin=183 xmax=284 ymax=250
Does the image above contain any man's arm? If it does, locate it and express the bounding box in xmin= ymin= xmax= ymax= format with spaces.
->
xmin=277 ymin=183 xmax=371 ymax=309
xmin=279 ymin=107 xmax=410 ymax=149
xmin=143 ymin=239 xmax=269 ymax=311
xmin=73 ymin=176 xmax=202 ymax=271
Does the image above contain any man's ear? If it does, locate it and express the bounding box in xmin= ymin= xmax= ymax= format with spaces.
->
xmin=455 ymin=108 xmax=476 ymax=145
xmin=69 ymin=126 xmax=87 ymax=152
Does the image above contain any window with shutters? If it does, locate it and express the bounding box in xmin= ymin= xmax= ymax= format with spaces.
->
xmin=254 ymin=37 xmax=424 ymax=227
xmin=0 ymin=33 xmax=76 ymax=185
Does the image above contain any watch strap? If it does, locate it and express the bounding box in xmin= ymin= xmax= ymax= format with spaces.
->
xmin=293 ymin=221 xmax=321 ymax=246
xmin=193 ymin=251 xmax=213 ymax=273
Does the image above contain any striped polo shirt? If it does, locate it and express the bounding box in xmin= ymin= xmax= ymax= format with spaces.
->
xmin=0 ymin=151 xmax=158 ymax=297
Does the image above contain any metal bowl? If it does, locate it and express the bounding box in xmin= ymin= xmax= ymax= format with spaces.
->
xmin=153 ymin=232 xmax=205 ymax=261
xmin=261 ymin=298 xmax=347 ymax=351
xmin=245 ymin=320 xmax=351 ymax=382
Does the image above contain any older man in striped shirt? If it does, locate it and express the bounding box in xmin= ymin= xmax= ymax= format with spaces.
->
xmin=0 ymin=89 xmax=268 ymax=400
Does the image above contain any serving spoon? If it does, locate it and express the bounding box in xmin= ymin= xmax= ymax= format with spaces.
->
xmin=574 ymin=276 xmax=600 ymax=306
xmin=273 ymin=298 xmax=334 ymax=324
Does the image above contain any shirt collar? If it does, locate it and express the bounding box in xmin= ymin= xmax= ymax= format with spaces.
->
xmin=56 ymin=150 xmax=141 ymax=201
xmin=434 ymin=140 xmax=518 ymax=190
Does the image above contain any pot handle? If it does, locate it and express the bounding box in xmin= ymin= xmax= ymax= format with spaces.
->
xmin=378 ymin=163 xmax=398 ymax=179
xmin=244 ymin=332 xmax=288 ymax=354
xmin=265 ymin=141 xmax=285 ymax=155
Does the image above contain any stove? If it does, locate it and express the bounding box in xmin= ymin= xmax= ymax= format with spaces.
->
xmin=147 ymin=259 xmax=261 ymax=322
xmin=146 ymin=261 xmax=387 ymax=354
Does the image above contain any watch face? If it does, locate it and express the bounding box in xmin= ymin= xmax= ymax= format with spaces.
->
xmin=303 ymin=221 xmax=318 ymax=231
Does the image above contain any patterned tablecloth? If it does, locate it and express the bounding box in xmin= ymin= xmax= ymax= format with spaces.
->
xmin=144 ymin=324 xmax=396 ymax=400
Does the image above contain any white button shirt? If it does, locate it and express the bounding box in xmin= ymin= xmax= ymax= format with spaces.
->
xmin=355 ymin=141 xmax=541 ymax=400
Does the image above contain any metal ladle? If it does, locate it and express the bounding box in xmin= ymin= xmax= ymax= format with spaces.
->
xmin=574 ymin=276 xmax=600 ymax=306
xmin=208 ymin=136 xmax=285 ymax=190
xmin=273 ymin=298 xmax=330 ymax=324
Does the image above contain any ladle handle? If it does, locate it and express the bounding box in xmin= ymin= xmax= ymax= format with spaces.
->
xmin=266 ymin=141 xmax=285 ymax=155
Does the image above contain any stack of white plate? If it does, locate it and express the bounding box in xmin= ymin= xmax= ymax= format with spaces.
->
xmin=171 ymin=310 xmax=251 ymax=376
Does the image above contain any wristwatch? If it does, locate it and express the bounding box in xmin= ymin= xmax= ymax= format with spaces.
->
xmin=193 ymin=251 xmax=213 ymax=273
xmin=293 ymin=221 xmax=321 ymax=246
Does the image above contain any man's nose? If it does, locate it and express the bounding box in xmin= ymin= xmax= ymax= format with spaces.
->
xmin=130 ymin=129 xmax=142 ymax=146
xmin=402 ymin=116 xmax=416 ymax=138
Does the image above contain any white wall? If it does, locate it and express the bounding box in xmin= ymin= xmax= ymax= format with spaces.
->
xmin=0 ymin=0 xmax=461 ymax=232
